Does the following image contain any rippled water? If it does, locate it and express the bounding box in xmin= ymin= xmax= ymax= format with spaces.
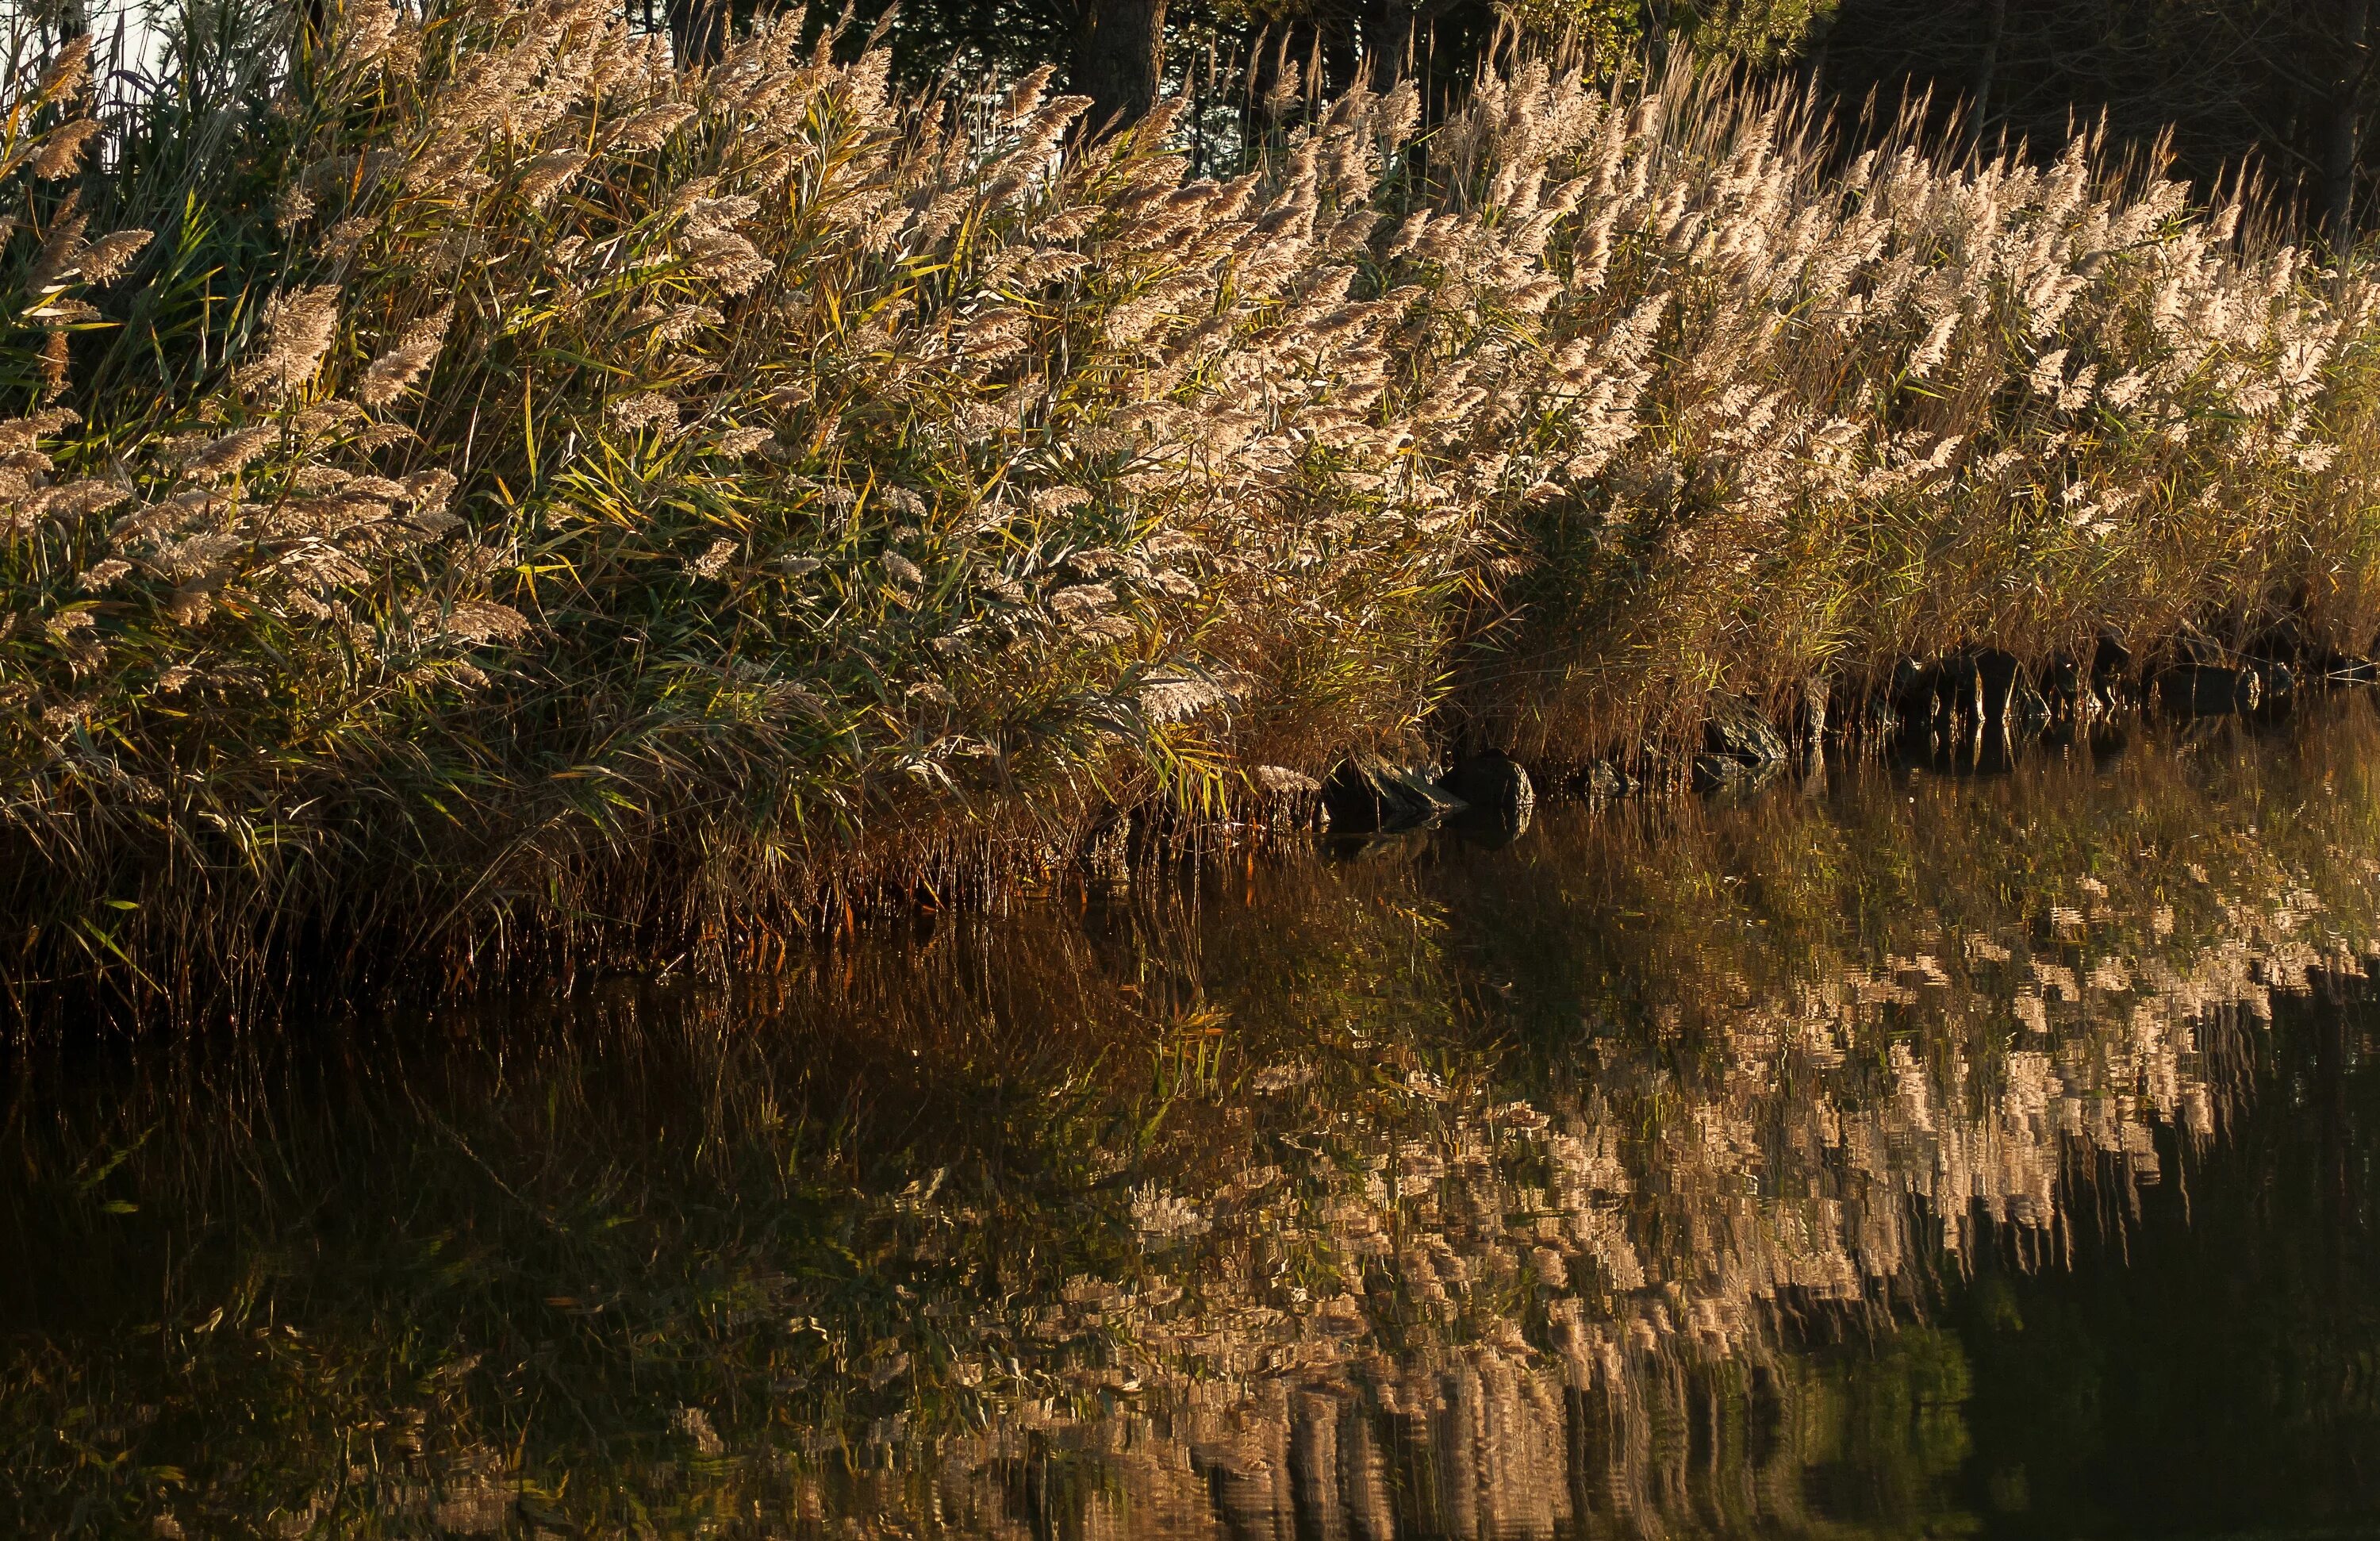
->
xmin=6 ymin=708 xmax=2380 ymax=1537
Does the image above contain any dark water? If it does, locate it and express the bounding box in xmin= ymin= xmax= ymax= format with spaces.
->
xmin=7 ymin=709 xmax=2380 ymax=1538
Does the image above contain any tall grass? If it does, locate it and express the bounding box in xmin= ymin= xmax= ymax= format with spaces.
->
xmin=5 ymin=0 xmax=2379 ymax=1006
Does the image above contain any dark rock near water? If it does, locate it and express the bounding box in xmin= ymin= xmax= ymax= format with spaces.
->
xmin=1449 ymin=803 xmax=1532 ymax=848
xmin=1441 ymin=751 xmax=1534 ymax=826
xmin=2071 ymin=636 xmax=2136 ymax=712
xmin=1888 ymin=653 xmax=2066 ymax=740
xmin=1695 ymin=697 xmax=1790 ymax=792
xmin=2044 ymin=655 xmax=2098 ymax=713
xmin=1703 ymin=699 xmax=1788 ymax=765
xmin=1889 ymin=658 xmax=1929 ymax=721
xmin=1799 ymin=676 xmax=1830 ymax=756
xmin=1321 ymin=754 xmax=1465 ymax=833
xmin=1975 ymin=655 xmax=2054 ymax=735
xmin=1571 ymin=761 xmax=1629 ymax=800
xmin=1692 ymin=754 xmax=1784 ymax=793
xmin=2007 ymin=679 xmax=2055 ymax=734
xmin=1894 ymin=657 xmax=1981 ymax=731
xmin=1079 ymin=812 xmax=1134 ymax=885
xmin=2154 ymin=664 xmax=2261 ymax=717
xmin=1975 ymin=651 xmax=2021 ymax=721
xmin=1972 ymin=651 xmax=2051 ymax=733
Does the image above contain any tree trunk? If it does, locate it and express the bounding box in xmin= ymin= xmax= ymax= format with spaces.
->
xmin=1074 ymin=0 xmax=1168 ymax=135
xmin=2327 ymin=0 xmax=2373 ymax=252
xmin=33 ymin=0 xmax=86 ymax=47
xmin=1322 ymin=16 xmax=1362 ymax=99
xmin=666 ymin=0 xmax=727 ymax=66
xmin=1360 ymin=0 xmax=1414 ymax=82
xmin=1971 ymin=0 xmax=2009 ymax=156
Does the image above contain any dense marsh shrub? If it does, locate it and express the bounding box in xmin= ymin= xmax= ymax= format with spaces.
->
xmin=1458 ymin=85 xmax=2380 ymax=760
xmin=2 ymin=0 xmax=2377 ymax=1001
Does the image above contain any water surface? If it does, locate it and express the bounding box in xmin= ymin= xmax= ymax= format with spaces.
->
xmin=7 ymin=709 xmax=2380 ymax=1537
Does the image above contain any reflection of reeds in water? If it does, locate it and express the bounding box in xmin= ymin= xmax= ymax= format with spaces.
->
xmin=6 ymin=713 xmax=2380 ymax=1534
xmin=899 ymin=942 xmax=2322 ymax=1537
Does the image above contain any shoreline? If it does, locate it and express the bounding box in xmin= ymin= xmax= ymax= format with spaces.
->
xmin=6 ymin=655 xmax=2358 ymax=1028
xmin=8 ymin=10 xmax=2380 ymax=1020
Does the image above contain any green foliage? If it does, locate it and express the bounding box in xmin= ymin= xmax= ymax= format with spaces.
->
xmin=1496 ymin=0 xmax=1648 ymax=75
xmin=1664 ymin=0 xmax=1837 ymax=67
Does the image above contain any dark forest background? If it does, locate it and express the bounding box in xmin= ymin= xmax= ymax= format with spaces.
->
xmin=14 ymin=0 xmax=2370 ymax=242
xmin=736 ymin=0 xmax=2367 ymax=248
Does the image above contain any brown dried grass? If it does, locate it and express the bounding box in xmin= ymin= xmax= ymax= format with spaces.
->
xmin=2 ymin=3 xmax=2376 ymax=1013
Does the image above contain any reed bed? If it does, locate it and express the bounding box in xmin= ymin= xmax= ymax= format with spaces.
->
xmin=4 ymin=0 xmax=2378 ymax=1007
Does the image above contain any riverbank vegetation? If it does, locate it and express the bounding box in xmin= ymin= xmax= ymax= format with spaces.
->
xmin=5 ymin=0 xmax=2380 ymax=1008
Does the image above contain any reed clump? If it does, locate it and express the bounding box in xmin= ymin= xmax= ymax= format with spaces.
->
xmin=4 ymin=1 xmax=2378 ymax=1005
